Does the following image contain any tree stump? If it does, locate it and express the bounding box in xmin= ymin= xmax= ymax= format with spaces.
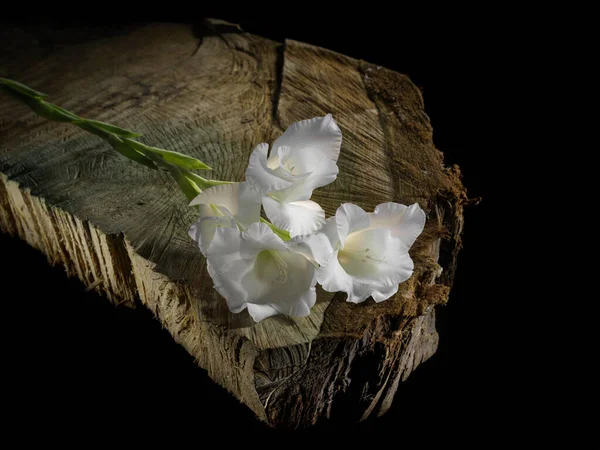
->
xmin=0 ymin=20 xmax=468 ymax=428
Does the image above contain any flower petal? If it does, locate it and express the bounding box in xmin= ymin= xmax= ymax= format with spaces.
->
xmin=289 ymin=232 xmax=333 ymax=266
xmin=336 ymin=203 xmax=370 ymax=247
xmin=263 ymin=196 xmax=326 ymax=237
xmin=247 ymin=250 xmax=317 ymax=314
xmin=370 ymin=202 xmax=426 ymax=249
xmin=370 ymin=283 xmax=399 ymax=303
xmin=275 ymin=277 xmax=316 ymax=317
xmin=188 ymin=215 xmax=234 ymax=255
xmin=346 ymin=281 xmax=373 ymax=304
xmin=239 ymin=222 xmax=287 ymax=259
xmin=267 ymin=180 xmax=311 ymax=203
xmin=246 ymin=143 xmax=294 ymax=193
xmin=270 ymin=158 xmax=339 ymax=203
xmin=303 ymin=157 xmax=339 ymax=192
xmin=209 ymin=259 xmax=252 ymax=313
xmin=316 ymin=203 xmax=421 ymax=305
xmin=271 ymin=114 xmax=342 ymax=175
xmin=236 ymin=182 xmax=262 ymax=227
xmin=339 ymin=229 xmax=414 ymax=286
xmin=320 ymin=216 xmax=341 ymax=250
xmin=317 ymin=250 xmax=354 ymax=294
xmin=205 ymin=226 xmax=243 ymax=272
xmin=247 ymin=304 xmax=280 ymax=322
xmin=318 ymin=252 xmax=401 ymax=304
xmin=204 ymin=228 xmax=253 ymax=312
xmin=189 ymin=184 xmax=229 ymax=208
xmin=241 ymin=249 xmax=317 ymax=322
xmin=266 ymin=145 xmax=282 ymax=169
xmin=189 ymin=182 xmax=261 ymax=230
xmin=205 ymin=223 xmax=319 ymax=322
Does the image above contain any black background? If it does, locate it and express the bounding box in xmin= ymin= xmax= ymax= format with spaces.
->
xmin=0 ymin=5 xmax=503 ymax=438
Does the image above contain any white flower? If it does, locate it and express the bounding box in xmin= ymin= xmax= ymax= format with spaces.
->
xmin=187 ymin=182 xmax=261 ymax=255
xmin=245 ymin=114 xmax=342 ymax=238
xmin=303 ymin=202 xmax=426 ymax=303
xmin=205 ymin=222 xmax=320 ymax=322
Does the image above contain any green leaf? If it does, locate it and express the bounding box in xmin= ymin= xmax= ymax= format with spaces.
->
xmin=45 ymin=102 xmax=80 ymax=120
xmin=76 ymin=119 xmax=141 ymax=138
xmin=0 ymin=78 xmax=48 ymax=100
xmin=166 ymin=166 xmax=202 ymax=201
xmin=260 ymin=217 xmax=291 ymax=241
xmin=124 ymin=139 xmax=212 ymax=170
xmin=177 ymin=176 xmax=202 ymax=201
xmin=27 ymin=100 xmax=80 ymax=123
xmin=0 ymin=88 xmax=79 ymax=123
xmin=107 ymin=135 xmax=158 ymax=170
xmin=182 ymin=170 xmax=232 ymax=190
xmin=76 ymin=121 xmax=114 ymax=139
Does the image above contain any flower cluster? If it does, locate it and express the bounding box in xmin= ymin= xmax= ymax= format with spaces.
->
xmin=188 ymin=115 xmax=426 ymax=322
xmin=1 ymin=80 xmax=426 ymax=323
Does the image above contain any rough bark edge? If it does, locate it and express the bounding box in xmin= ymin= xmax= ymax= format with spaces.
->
xmin=256 ymin=305 xmax=439 ymax=428
xmin=249 ymin=52 xmax=468 ymax=429
xmin=0 ymin=168 xmax=444 ymax=429
xmin=0 ymin=173 xmax=267 ymax=422
xmin=357 ymin=61 xmax=470 ymax=289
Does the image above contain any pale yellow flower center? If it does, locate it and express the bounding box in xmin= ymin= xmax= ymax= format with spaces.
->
xmin=338 ymin=232 xmax=385 ymax=277
xmin=255 ymin=250 xmax=288 ymax=285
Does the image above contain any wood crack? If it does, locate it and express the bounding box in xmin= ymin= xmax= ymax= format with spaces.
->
xmin=271 ymin=41 xmax=286 ymax=130
xmin=358 ymin=61 xmax=401 ymax=197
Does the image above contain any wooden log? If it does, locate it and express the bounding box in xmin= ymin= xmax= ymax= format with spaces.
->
xmin=0 ymin=20 xmax=468 ymax=428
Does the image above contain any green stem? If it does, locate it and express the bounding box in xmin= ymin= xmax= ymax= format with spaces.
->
xmin=181 ymin=169 xmax=233 ymax=190
xmin=0 ymin=77 xmax=211 ymax=171
xmin=1 ymin=77 xmax=291 ymax=240
xmin=260 ymin=217 xmax=291 ymax=241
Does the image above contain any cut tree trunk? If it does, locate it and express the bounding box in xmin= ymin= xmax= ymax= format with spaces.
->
xmin=0 ymin=20 xmax=468 ymax=428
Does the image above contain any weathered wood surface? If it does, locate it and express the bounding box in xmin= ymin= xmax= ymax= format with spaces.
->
xmin=0 ymin=20 xmax=467 ymax=428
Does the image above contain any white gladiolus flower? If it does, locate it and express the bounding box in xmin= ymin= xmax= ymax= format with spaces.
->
xmin=205 ymin=222 xmax=320 ymax=322
xmin=304 ymin=202 xmax=426 ymax=303
xmin=188 ymin=182 xmax=261 ymax=255
xmin=185 ymin=114 xmax=425 ymax=321
xmin=245 ymin=114 xmax=342 ymax=238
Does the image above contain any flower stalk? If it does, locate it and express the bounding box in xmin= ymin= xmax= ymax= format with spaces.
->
xmin=0 ymin=77 xmax=290 ymax=236
xmin=0 ymin=77 xmax=211 ymax=175
xmin=1 ymin=77 xmax=427 ymax=323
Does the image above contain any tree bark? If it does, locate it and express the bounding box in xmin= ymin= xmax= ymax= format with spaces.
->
xmin=0 ymin=19 xmax=468 ymax=428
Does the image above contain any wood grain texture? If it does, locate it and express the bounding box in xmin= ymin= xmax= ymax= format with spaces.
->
xmin=0 ymin=20 xmax=468 ymax=428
